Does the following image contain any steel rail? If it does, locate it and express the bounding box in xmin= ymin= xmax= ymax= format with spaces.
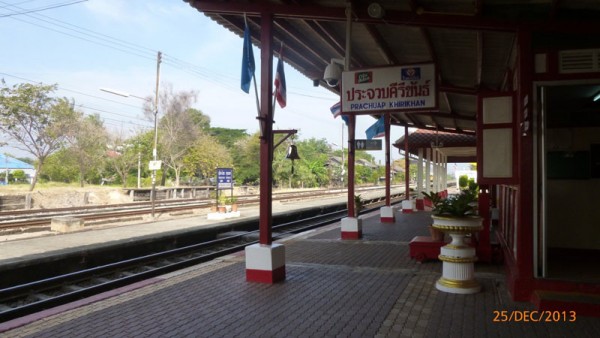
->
xmin=0 ymin=186 xmax=402 ymax=230
xmin=0 ymin=195 xmax=402 ymax=323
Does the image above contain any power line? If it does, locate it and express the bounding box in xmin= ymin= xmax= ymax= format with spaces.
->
xmin=0 ymin=0 xmax=87 ymax=18
xmin=0 ymin=72 xmax=151 ymax=128
xmin=0 ymin=0 xmax=155 ymax=61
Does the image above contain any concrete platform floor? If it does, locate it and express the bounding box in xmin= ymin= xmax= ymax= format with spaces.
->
xmin=1 ymin=208 xmax=599 ymax=337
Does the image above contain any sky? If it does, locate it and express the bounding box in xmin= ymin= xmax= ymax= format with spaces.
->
xmin=0 ymin=0 xmax=406 ymax=164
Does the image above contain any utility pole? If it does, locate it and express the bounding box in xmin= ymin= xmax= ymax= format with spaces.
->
xmin=151 ymin=51 xmax=162 ymax=218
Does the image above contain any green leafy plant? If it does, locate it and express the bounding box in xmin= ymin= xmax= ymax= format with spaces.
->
xmin=458 ymin=175 xmax=469 ymax=189
xmin=422 ymin=184 xmax=479 ymax=217
xmin=354 ymin=194 xmax=364 ymax=217
xmin=218 ymin=193 xmax=228 ymax=206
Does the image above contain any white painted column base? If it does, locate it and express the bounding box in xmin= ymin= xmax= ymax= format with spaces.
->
xmin=380 ymin=206 xmax=395 ymax=223
xmin=245 ymin=243 xmax=286 ymax=283
xmin=341 ymin=217 xmax=362 ymax=240
xmin=401 ymin=200 xmax=414 ymax=213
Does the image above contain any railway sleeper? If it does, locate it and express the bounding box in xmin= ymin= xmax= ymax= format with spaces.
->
xmin=63 ymin=285 xmax=85 ymax=293
xmin=91 ymin=277 xmax=111 ymax=284
xmin=32 ymin=293 xmax=54 ymax=301
xmin=0 ymin=304 xmax=13 ymax=312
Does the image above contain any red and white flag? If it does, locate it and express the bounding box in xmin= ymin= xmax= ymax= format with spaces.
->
xmin=274 ymin=53 xmax=287 ymax=108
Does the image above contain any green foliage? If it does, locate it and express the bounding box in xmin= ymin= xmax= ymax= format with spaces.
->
xmin=354 ymin=194 xmax=364 ymax=210
xmin=0 ymin=81 xmax=79 ymax=190
xmin=42 ymin=149 xmax=78 ymax=183
xmin=272 ymin=137 xmax=332 ymax=188
xmin=458 ymin=175 xmax=469 ymax=188
xmin=11 ymin=170 xmax=26 ymax=181
xmin=355 ymin=165 xmax=374 ymax=184
xmin=0 ymin=81 xmax=394 ymax=189
xmin=182 ymin=133 xmax=233 ymax=180
xmin=187 ymin=108 xmax=211 ymax=131
xmin=468 ymin=178 xmax=477 ymax=191
xmin=424 ymin=183 xmax=479 ymax=217
xmin=233 ymin=132 xmax=260 ymax=185
xmin=209 ymin=127 xmax=247 ymax=150
xmin=421 ymin=191 xmax=443 ymax=208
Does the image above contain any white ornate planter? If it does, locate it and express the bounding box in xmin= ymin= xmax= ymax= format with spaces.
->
xmin=432 ymin=215 xmax=483 ymax=294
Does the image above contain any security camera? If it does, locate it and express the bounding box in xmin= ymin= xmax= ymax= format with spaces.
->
xmin=323 ymin=58 xmax=344 ymax=87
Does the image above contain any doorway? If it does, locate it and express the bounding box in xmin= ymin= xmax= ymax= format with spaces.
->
xmin=538 ymin=83 xmax=600 ymax=282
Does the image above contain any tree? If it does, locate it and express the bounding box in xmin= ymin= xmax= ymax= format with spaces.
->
xmin=66 ymin=114 xmax=109 ymax=187
xmin=272 ymin=137 xmax=331 ymax=188
xmin=0 ymin=81 xmax=78 ymax=190
xmin=105 ymin=133 xmax=141 ymax=187
xmin=145 ymin=84 xmax=200 ymax=186
xmin=209 ymin=127 xmax=247 ymax=150
xmin=42 ymin=149 xmax=79 ymax=183
xmin=188 ymin=108 xmax=211 ymax=131
xmin=232 ymin=132 xmax=260 ymax=185
xmin=11 ymin=169 xmax=26 ymax=182
xmin=182 ymin=133 xmax=233 ymax=181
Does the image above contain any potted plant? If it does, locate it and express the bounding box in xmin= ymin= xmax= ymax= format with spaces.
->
xmin=422 ymin=183 xmax=479 ymax=218
xmin=353 ymin=194 xmax=364 ymax=217
xmin=425 ymin=184 xmax=483 ymax=294
xmin=218 ymin=194 xmax=227 ymax=213
xmin=420 ymin=191 xmax=445 ymax=241
xmin=226 ymin=196 xmax=238 ymax=212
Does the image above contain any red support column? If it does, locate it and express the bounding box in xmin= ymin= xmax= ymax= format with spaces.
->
xmin=341 ymin=113 xmax=362 ymax=239
xmin=514 ymin=29 xmax=535 ymax=300
xmin=347 ymin=114 xmax=356 ymax=218
xmin=246 ymin=12 xmax=285 ymax=283
xmin=477 ymin=185 xmax=492 ymax=262
xmin=404 ymin=125 xmax=410 ymax=199
xmin=258 ymin=13 xmax=274 ymax=246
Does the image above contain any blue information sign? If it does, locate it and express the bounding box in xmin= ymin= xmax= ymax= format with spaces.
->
xmin=216 ymin=168 xmax=233 ymax=189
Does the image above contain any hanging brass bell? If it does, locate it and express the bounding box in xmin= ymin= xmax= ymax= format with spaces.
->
xmin=286 ymin=144 xmax=300 ymax=160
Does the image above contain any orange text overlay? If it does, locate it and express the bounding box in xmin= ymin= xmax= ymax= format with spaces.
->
xmin=492 ymin=310 xmax=576 ymax=322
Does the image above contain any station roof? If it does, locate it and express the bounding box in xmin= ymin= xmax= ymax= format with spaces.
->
xmin=0 ymin=154 xmax=34 ymax=170
xmin=183 ymin=0 xmax=600 ymax=135
xmin=394 ymin=129 xmax=476 ymax=163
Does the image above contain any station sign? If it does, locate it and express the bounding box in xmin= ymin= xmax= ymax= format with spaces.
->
xmin=341 ymin=63 xmax=437 ymax=114
xmin=216 ymin=168 xmax=233 ymax=190
xmin=355 ymin=139 xmax=382 ymax=151
xmin=148 ymin=160 xmax=162 ymax=170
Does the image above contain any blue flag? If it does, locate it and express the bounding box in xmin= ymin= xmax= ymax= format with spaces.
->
xmin=241 ymin=23 xmax=255 ymax=93
xmin=365 ymin=116 xmax=385 ymax=139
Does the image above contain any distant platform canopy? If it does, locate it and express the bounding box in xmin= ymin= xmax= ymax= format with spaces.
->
xmin=393 ymin=129 xmax=476 ymax=163
xmin=0 ymin=153 xmax=34 ymax=170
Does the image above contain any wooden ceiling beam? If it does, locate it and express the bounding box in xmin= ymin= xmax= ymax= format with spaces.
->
xmin=476 ymin=31 xmax=483 ymax=89
xmin=217 ymin=15 xmax=324 ymax=79
xmin=406 ymin=111 xmax=477 ymax=122
xmin=364 ymin=24 xmax=399 ymax=65
xmin=185 ymin=0 xmax=600 ymax=33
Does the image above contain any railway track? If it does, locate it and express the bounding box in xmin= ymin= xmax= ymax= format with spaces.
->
xmin=0 ymin=197 xmax=397 ymax=323
xmin=0 ymin=186 xmax=403 ymax=231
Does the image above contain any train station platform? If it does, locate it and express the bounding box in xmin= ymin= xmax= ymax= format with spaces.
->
xmin=1 ymin=205 xmax=600 ymax=336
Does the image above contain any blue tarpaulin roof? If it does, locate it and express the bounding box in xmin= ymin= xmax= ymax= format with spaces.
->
xmin=0 ymin=153 xmax=34 ymax=170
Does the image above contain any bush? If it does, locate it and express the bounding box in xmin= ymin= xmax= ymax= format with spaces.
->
xmin=458 ymin=175 xmax=469 ymax=189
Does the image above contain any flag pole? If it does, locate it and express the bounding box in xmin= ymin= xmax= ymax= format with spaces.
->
xmin=253 ymin=75 xmax=260 ymax=116
xmin=244 ymin=14 xmax=261 ymax=116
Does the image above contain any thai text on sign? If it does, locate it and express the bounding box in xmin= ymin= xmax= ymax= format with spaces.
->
xmin=341 ymin=64 xmax=437 ymax=113
xmin=216 ymin=168 xmax=233 ymax=190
